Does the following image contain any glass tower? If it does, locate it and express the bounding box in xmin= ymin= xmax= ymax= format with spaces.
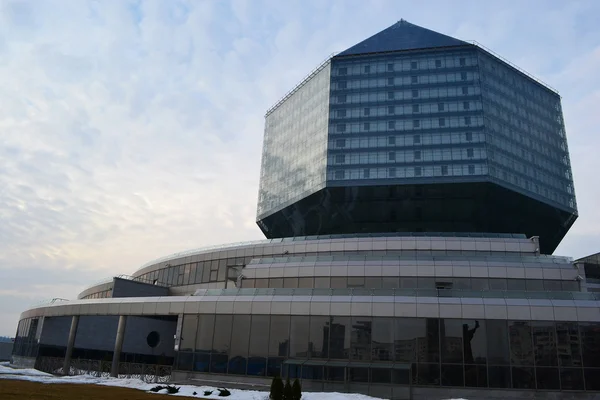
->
xmin=257 ymin=20 xmax=577 ymax=254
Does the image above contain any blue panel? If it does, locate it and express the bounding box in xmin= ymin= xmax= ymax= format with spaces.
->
xmin=338 ymin=20 xmax=468 ymax=57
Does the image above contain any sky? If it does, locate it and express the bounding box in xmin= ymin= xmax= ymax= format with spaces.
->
xmin=0 ymin=0 xmax=599 ymax=336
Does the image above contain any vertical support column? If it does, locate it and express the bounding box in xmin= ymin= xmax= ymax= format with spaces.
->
xmin=110 ymin=315 xmax=127 ymax=378
xmin=62 ymin=315 xmax=79 ymax=375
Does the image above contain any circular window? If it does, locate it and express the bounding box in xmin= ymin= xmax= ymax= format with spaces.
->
xmin=147 ymin=331 xmax=160 ymax=348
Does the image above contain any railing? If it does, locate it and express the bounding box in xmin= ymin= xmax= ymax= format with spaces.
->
xmin=193 ymin=287 xmax=600 ymax=301
xmin=31 ymin=298 xmax=69 ymax=307
xmin=35 ymin=356 xmax=171 ymax=382
xmin=265 ymin=52 xmax=336 ymax=117
xmin=468 ymin=40 xmax=559 ymax=94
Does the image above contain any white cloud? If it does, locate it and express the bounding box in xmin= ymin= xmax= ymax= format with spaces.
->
xmin=0 ymin=0 xmax=599 ymax=335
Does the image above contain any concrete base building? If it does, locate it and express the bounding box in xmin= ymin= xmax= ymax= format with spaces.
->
xmin=11 ymin=21 xmax=600 ymax=400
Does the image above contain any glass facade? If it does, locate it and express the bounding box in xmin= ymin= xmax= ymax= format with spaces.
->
xmin=328 ymin=48 xmax=485 ymax=184
xmin=256 ymin=61 xmax=331 ymax=225
xmin=175 ymin=315 xmax=600 ymax=391
xmin=478 ymin=51 xmax=576 ymax=213
xmin=12 ymin=317 xmax=42 ymax=359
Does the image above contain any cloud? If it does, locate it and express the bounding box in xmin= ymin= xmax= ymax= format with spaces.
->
xmin=0 ymin=0 xmax=599 ymax=335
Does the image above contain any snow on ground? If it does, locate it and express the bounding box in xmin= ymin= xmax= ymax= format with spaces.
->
xmin=0 ymin=362 xmax=466 ymax=400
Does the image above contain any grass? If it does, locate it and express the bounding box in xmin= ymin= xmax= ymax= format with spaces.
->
xmin=0 ymin=379 xmax=207 ymax=400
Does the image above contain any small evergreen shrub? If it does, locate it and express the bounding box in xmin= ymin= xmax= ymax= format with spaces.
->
xmin=217 ymin=388 xmax=231 ymax=397
xmin=283 ymin=378 xmax=293 ymax=400
xmin=204 ymin=390 xmax=213 ymax=396
xmin=270 ymin=376 xmax=284 ymax=400
xmin=292 ymin=378 xmax=302 ymax=400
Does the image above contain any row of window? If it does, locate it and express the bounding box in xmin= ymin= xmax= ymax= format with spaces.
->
xmin=81 ymin=289 xmax=111 ymax=300
xmin=240 ymin=276 xmax=579 ymax=292
xmin=333 ymin=116 xmax=480 ymax=134
xmin=334 ymin=71 xmax=475 ymax=90
xmin=176 ymin=314 xmax=600 ymax=390
xmin=329 ymin=148 xmax=483 ymax=166
xmin=329 ymin=132 xmax=481 ymax=150
xmin=332 ymin=101 xmax=477 ymax=119
xmin=329 ymin=164 xmax=484 ymax=180
xmin=333 ymin=86 xmax=478 ymax=104
xmin=333 ymin=55 xmax=475 ymax=76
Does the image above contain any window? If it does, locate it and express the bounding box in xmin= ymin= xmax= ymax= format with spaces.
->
xmin=388 ymin=121 xmax=395 ymax=130
xmin=411 ymin=61 xmax=418 ymax=69
xmin=388 ymin=105 xmax=395 ymax=114
xmin=411 ymin=75 xmax=418 ymax=84
xmin=414 ymin=150 xmax=421 ymax=160
xmin=412 ymin=104 xmax=419 ymax=113
xmin=364 ymin=122 xmax=370 ymax=131
xmin=364 ymin=107 xmax=370 ymax=116
xmin=389 ymin=152 xmax=396 ymax=161
xmin=364 ymin=168 xmax=370 ymax=178
xmin=336 ymin=124 xmax=346 ymax=133
xmin=441 ymin=165 xmax=448 ymax=175
xmin=438 ymin=103 xmax=445 ymax=112
xmin=387 ymin=77 xmax=394 ymax=86
xmin=335 ymin=154 xmax=345 ymax=164
xmin=414 ymin=135 xmax=421 ymax=144
xmin=435 ymin=59 xmax=442 ymax=68
xmin=338 ymin=67 xmax=347 ymax=75
xmin=467 ymin=148 xmax=474 ymax=158
xmin=465 ymin=116 xmax=471 ymax=125
xmin=336 ymin=139 xmax=346 ymax=148
xmin=468 ymin=165 xmax=475 ymax=174
xmin=461 ymin=72 xmax=467 ymax=81
xmin=415 ymin=166 xmax=422 ymax=176
xmin=388 ymin=91 xmax=394 ymax=100
xmin=413 ymin=120 xmax=420 ymax=128
xmin=412 ymin=89 xmax=419 ymax=98
xmin=364 ymin=65 xmax=370 ymax=73
xmin=389 ymin=167 xmax=396 ymax=177
xmin=463 ymin=101 xmax=470 ymax=110
xmin=336 ymin=109 xmax=346 ymax=118
xmin=338 ymin=94 xmax=346 ymax=103
xmin=338 ymin=81 xmax=347 ymax=89
xmin=388 ymin=136 xmax=396 ymax=145
xmin=439 ymin=118 xmax=446 ymax=127
xmin=460 ymin=57 xmax=466 ymax=66
xmin=334 ymin=170 xmax=344 ymax=179
xmin=466 ymin=132 xmax=473 ymax=141
xmin=387 ymin=63 xmax=394 ymax=71
xmin=462 ymin=86 xmax=468 ymax=95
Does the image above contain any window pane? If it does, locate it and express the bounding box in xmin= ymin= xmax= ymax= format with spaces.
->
xmin=486 ymin=320 xmax=509 ymax=365
xmin=532 ymin=321 xmax=558 ymax=366
xmin=423 ymin=319 xmax=440 ymax=363
xmin=330 ymin=277 xmax=347 ymax=288
xmin=441 ymin=364 xmax=464 ymax=386
xmin=268 ymin=316 xmax=289 ymax=357
xmin=580 ymin=322 xmax=600 ymax=367
xmin=351 ymin=317 xmax=372 ymax=361
xmin=371 ymin=318 xmax=394 ymax=361
xmin=195 ymin=314 xmax=215 ymax=353
xmin=249 ymin=315 xmax=270 ymax=357
xmin=308 ymin=316 xmax=329 ymax=358
xmin=535 ymin=367 xmax=559 ymax=389
xmin=290 ymin=316 xmax=310 ymax=358
xmin=509 ymin=321 xmax=534 ymax=365
xmin=463 ymin=320 xmax=486 ymax=364
xmin=314 ymin=277 xmax=330 ymax=288
xmin=511 ymin=366 xmax=534 ymax=389
xmin=283 ymin=277 xmax=298 ymax=288
xmin=211 ymin=315 xmax=232 ymax=373
xmin=329 ymin=316 xmax=351 ymax=359
xmin=464 ymin=364 xmax=487 ymax=387
xmin=415 ymin=363 xmax=439 ymax=385
xmin=180 ymin=315 xmax=197 ymax=352
xmin=556 ymin=322 xmax=582 ymax=367
xmin=349 ymin=367 xmax=369 ymax=382
xmin=585 ymin=368 xmax=600 ymax=390
xmin=489 ymin=365 xmax=511 ymax=388
xmin=228 ymin=315 xmax=250 ymax=375
xmin=302 ymin=365 xmax=323 ymax=380
xmin=176 ymin=352 xmax=193 ymax=371
xmin=298 ymin=277 xmax=313 ymax=288
xmin=395 ymin=318 xmax=423 ymax=362
xmin=560 ymin=368 xmax=584 ymax=390
xmin=441 ymin=319 xmax=463 ymax=363
xmin=371 ymin=368 xmax=391 ymax=384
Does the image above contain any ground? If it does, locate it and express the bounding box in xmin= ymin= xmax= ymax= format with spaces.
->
xmin=0 ymin=379 xmax=203 ymax=400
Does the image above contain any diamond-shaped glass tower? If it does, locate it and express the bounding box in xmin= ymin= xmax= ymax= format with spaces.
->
xmin=257 ymin=20 xmax=577 ymax=254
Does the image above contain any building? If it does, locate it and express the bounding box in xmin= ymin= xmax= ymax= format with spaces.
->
xmin=11 ymin=20 xmax=600 ymax=400
xmin=257 ymin=20 xmax=577 ymax=255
